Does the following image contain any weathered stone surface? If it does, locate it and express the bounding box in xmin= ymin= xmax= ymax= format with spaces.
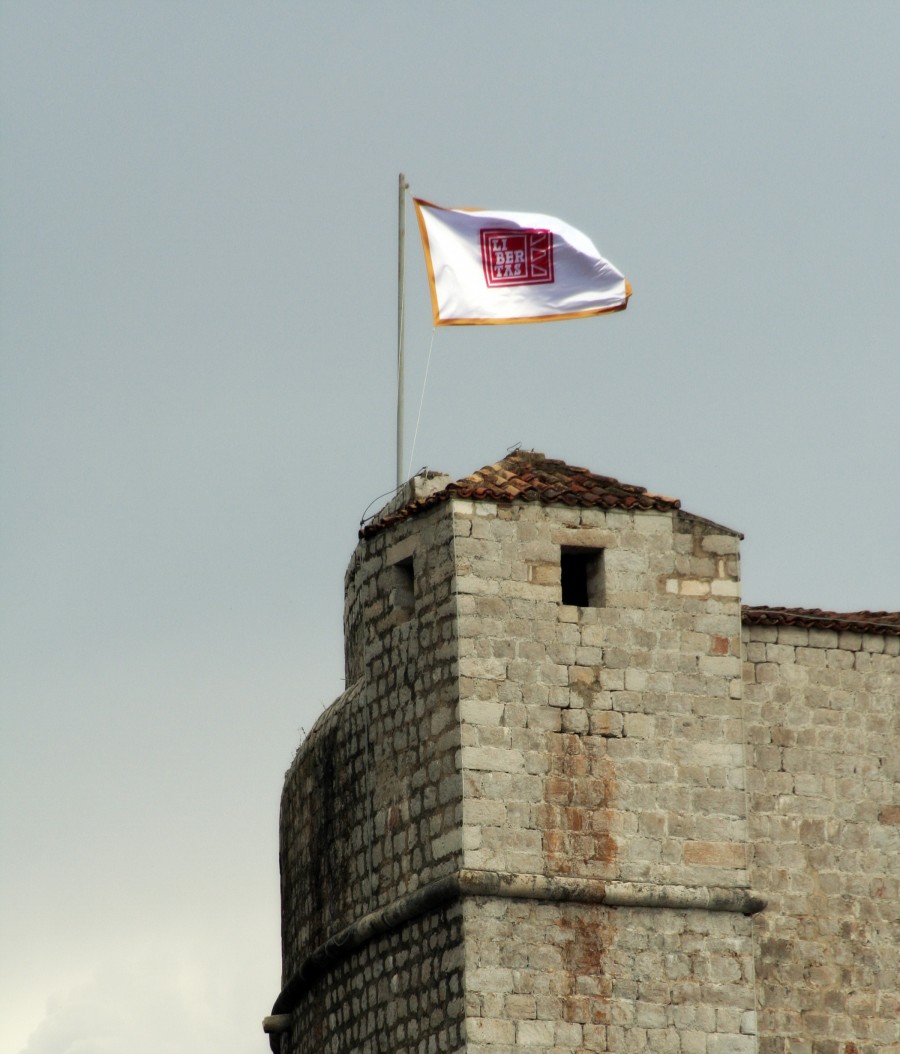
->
xmin=743 ymin=623 xmax=899 ymax=1054
xmin=275 ymin=466 xmax=898 ymax=1054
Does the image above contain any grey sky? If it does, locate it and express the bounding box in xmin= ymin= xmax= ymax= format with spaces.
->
xmin=1 ymin=3 xmax=898 ymax=1052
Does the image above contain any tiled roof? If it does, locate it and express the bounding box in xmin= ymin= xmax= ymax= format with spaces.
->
xmin=361 ymin=450 xmax=682 ymax=539
xmin=742 ymin=605 xmax=900 ymax=637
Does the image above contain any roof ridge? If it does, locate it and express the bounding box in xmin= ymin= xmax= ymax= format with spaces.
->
xmin=360 ymin=451 xmax=682 ymax=539
xmin=742 ymin=605 xmax=900 ymax=636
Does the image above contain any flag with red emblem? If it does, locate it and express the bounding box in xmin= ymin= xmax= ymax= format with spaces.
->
xmin=413 ymin=198 xmax=630 ymax=326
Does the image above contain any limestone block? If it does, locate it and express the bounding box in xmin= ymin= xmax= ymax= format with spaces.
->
xmin=561 ymin=709 xmax=589 ymax=734
xmin=808 ymin=628 xmax=839 ymax=649
xmin=455 ymin=574 xmax=501 ymax=596
xmin=501 ymin=701 xmax=527 ymax=727
xmin=606 ymin=510 xmax=634 ymax=530
xmin=707 ymin=1035 xmax=756 ymax=1054
xmin=746 ymin=626 xmax=777 ymax=643
xmin=794 ymin=646 xmax=826 ymax=667
xmin=838 ymin=630 xmax=863 ymax=651
xmin=539 ymin=663 xmax=569 ymax=686
xmin=547 ymin=643 xmax=576 ymax=666
xmin=824 ymin=648 xmax=854 ymax=669
xmin=634 ymin=512 xmax=673 ymax=534
xmin=609 ymin=690 xmax=642 ymax=712
xmin=680 ymin=1032 xmax=709 ymax=1054
xmin=516 ymin=1019 xmax=555 ymax=1044
xmin=460 ymin=655 xmax=509 ymax=680
xmin=680 ymin=578 xmax=711 ymax=597
xmin=527 ymin=560 xmax=559 ymax=585
xmin=461 ymin=746 xmax=525 ymax=773
xmin=521 ymin=683 xmax=549 ymax=705
xmin=772 ymin=626 xmax=808 ymax=648
xmin=466 ymin=1017 xmax=516 ymax=1044
xmin=547 ymin=687 xmax=571 ymax=709
xmin=701 ymin=534 xmax=741 ymax=554
xmin=517 ymin=640 xmax=547 ymax=662
xmin=860 ymin=632 xmax=886 ymax=653
xmin=699 ymin=654 xmax=742 ymax=678
xmin=505 ymin=993 xmax=537 ymax=1019
xmin=461 ymin=700 xmax=505 ymax=726
xmin=581 ymin=624 xmax=606 ymax=647
xmin=624 ymin=713 xmax=654 ymax=739
xmin=590 ymin=711 xmax=624 ymax=737
xmin=555 ymin=1021 xmax=585 ymax=1046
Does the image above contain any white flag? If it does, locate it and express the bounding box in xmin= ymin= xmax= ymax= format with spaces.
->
xmin=413 ymin=198 xmax=630 ymax=326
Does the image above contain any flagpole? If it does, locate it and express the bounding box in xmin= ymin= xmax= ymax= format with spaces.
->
xmin=396 ymin=172 xmax=409 ymax=489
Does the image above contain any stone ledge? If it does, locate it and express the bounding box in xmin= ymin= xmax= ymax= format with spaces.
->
xmin=457 ymin=868 xmax=766 ymax=915
xmin=266 ymin=868 xmax=767 ymax=1045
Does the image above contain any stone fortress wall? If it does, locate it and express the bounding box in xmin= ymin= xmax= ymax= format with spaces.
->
xmin=743 ymin=614 xmax=898 ymax=1051
xmin=276 ymin=485 xmax=467 ymax=1053
xmin=267 ymin=452 xmax=898 ymax=1054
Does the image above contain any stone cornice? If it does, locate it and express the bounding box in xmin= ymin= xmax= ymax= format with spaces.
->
xmin=267 ymin=868 xmax=766 ymax=1045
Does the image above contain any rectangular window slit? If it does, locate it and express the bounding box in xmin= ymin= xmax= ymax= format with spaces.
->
xmin=560 ymin=547 xmax=605 ymax=608
xmin=391 ymin=557 xmax=415 ymax=620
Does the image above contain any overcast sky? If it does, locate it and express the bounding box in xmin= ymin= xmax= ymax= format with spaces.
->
xmin=1 ymin=3 xmax=898 ymax=1052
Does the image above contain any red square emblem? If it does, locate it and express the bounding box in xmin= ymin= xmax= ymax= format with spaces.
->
xmin=480 ymin=228 xmax=555 ymax=288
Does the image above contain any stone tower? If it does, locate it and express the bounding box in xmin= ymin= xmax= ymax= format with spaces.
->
xmin=266 ymin=450 xmax=899 ymax=1054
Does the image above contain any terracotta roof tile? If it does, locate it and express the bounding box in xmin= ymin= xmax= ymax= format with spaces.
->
xmin=742 ymin=606 xmax=900 ymax=637
xmin=361 ymin=450 xmax=681 ymax=539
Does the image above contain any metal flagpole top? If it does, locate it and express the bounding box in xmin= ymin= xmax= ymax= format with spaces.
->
xmin=396 ymin=173 xmax=409 ymax=489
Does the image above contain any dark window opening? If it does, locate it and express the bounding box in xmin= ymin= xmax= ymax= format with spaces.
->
xmin=560 ymin=547 xmax=605 ymax=608
xmin=391 ymin=557 xmax=415 ymax=620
